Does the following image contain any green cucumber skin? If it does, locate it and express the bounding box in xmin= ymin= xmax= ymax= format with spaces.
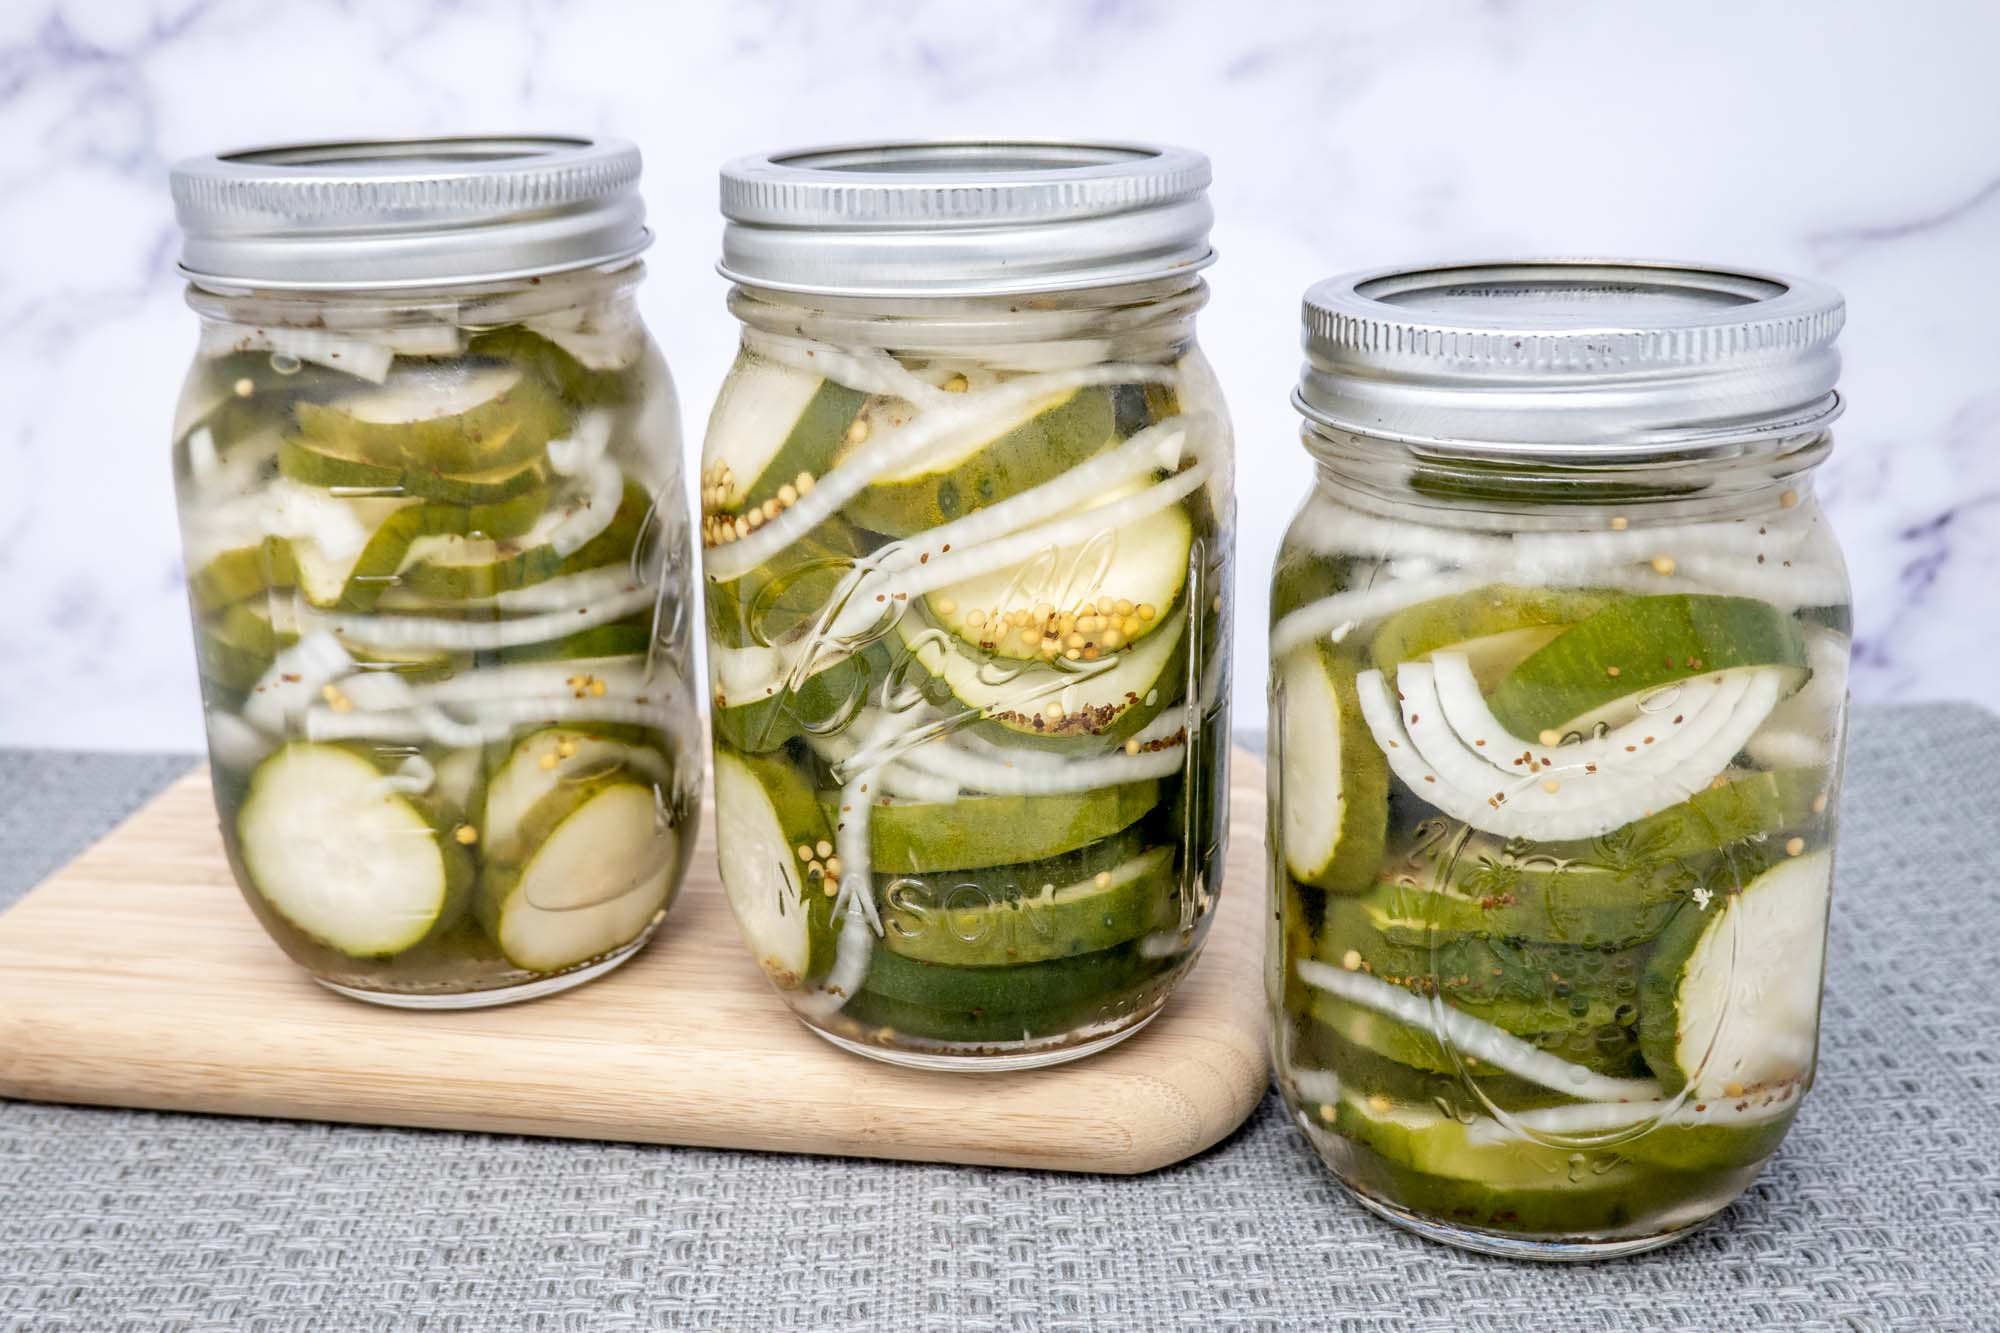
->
xmin=730 ymin=374 xmax=869 ymax=516
xmin=1485 ymin=594 xmax=1809 ymax=736
xmin=293 ymin=369 xmax=572 ymax=476
xmin=842 ymin=945 xmax=1179 ymax=1045
xmin=847 ymin=781 xmax=1165 ymax=875
xmin=1325 ymin=1130 xmax=1753 ymax=1240
xmin=466 ymin=326 xmax=636 ymax=408
xmin=711 ymin=648 xmax=881 ymax=755
xmin=399 ymin=482 xmax=652 ymax=603
xmin=878 ymin=839 xmax=1174 ymax=967
xmin=277 ymin=435 xmax=551 ymax=506
xmin=841 ymin=387 xmax=1116 ymax=538
xmin=1286 ymin=1018 xmax=1584 ymax=1112
xmin=703 ymin=514 xmax=875 ymax=650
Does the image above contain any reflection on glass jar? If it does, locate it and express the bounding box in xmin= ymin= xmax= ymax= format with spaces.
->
xmin=1268 ymin=261 xmax=1850 ymax=1257
xmin=703 ymin=142 xmax=1235 ymax=1069
xmin=167 ymin=138 xmax=701 ymax=1007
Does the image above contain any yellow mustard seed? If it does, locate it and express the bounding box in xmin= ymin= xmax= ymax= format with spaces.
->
xmin=1785 ymin=836 xmax=1806 ymax=857
xmin=1651 ymin=555 xmax=1677 ymax=576
xmin=815 ymin=840 xmax=832 ymax=859
xmin=1780 ymin=489 xmax=1800 ymax=508
xmin=1610 ymin=515 xmax=1629 ymax=531
xmin=453 ymin=824 xmax=479 ymax=845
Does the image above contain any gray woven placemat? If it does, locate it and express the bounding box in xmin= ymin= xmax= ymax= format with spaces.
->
xmin=3 ymin=706 xmax=1997 ymax=1332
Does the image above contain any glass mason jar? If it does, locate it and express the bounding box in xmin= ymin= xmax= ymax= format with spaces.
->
xmin=1267 ymin=261 xmax=1850 ymax=1256
xmin=166 ymin=137 xmax=702 ymax=1007
xmin=703 ymin=142 xmax=1235 ymax=1069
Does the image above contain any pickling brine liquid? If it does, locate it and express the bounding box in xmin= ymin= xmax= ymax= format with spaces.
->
xmin=1269 ymin=461 xmax=1847 ymax=1253
xmin=702 ymin=282 xmax=1234 ymax=1067
xmin=171 ymin=266 xmax=703 ymax=1004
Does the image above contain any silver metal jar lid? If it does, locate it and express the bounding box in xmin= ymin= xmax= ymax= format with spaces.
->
xmin=1296 ymin=259 xmax=1846 ymax=457
xmin=717 ymin=140 xmax=1215 ymax=297
xmin=169 ymin=135 xmax=650 ymax=291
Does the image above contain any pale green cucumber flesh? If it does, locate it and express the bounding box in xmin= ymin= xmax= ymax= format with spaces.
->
xmin=236 ymin=742 xmax=470 ymax=959
xmin=1277 ymin=644 xmax=1388 ymax=893
xmin=923 ymin=488 xmax=1191 ymax=660
xmin=713 ymin=748 xmax=840 ymax=989
xmin=480 ymin=778 xmax=676 ymax=973
xmin=1639 ymin=851 xmax=1832 ymax=1097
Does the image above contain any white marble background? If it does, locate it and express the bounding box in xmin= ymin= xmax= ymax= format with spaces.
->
xmin=1 ymin=0 xmax=1995 ymax=750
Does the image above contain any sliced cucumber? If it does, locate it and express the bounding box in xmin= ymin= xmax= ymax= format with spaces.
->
xmin=397 ymin=481 xmax=647 ymax=603
xmin=897 ymin=601 xmax=1185 ymax=750
xmin=703 ymin=515 xmax=872 ymax=649
xmin=841 ymin=386 xmax=1115 ymax=537
xmin=1363 ymin=851 xmax=1693 ymax=951
xmin=1544 ymin=766 xmax=1827 ymax=865
xmin=713 ymin=748 xmax=840 ymax=990
xmin=324 ymin=486 xmax=549 ymax=612
xmin=278 ymin=434 xmax=550 ymax=505
xmin=880 ymin=844 xmax=1174 ymax=966
xmin=839 ymin=956 xmax=1170 ymax=1046
xmin=848 ymin=781 xmax=1162 ymax=874
xmin=1277 ymin=644 xmax=1387 ymax=894
xmin=493 ymin=614 xmax=654 ymax=665
xmin=1369 ymin=585 xmax=1613 ymax=691
xmin=1289 ymin=1014 xmax=1584 ymax=1111
xmin=708 ymin=641 xmax=876 ymax=754
xmin=861 ymin=939 xmax=1146 ymax=1014
xmin=466 ymin=325 xmax=632 ymax=407
xmin=1640 ymin=851 xmax=1832 ymax=1097
xmin=1357 ymin=653 xmax=1791 ymax=842
xmin=188 ymin=542 xmax=297 ymax=614
xmin=236 ymin=743 xmax=471 ymax=958
xmin=482 ymin=727 xmax=666 ymax=855
xmin=293 ymin=362 xmax=570 ymax=474
xmin=1327 ymin=1094 xmax=1684 ymax=1236
xmin=921 ymin=482 xmax=1191 ymax=659
xmin=701 ymin=356 xmax=865 ymax=515
xmin=479 ymin=779 xmax=677 ymax=973
xmin=1485 ymin=595 xmax=1808 ymax=737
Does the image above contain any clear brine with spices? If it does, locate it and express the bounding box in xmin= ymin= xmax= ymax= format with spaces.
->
xmin=703 ymin=143 xmax=1234 ymax=1068
xmin=1269 ymin=262 xmax=1850 ymax=1256
xmin=168 ymin=139 xmax=700 ymax=1005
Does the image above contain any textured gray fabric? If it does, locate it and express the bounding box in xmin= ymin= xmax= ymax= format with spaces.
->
xmin=2 ymin=707 xmax=1997 ymax=1332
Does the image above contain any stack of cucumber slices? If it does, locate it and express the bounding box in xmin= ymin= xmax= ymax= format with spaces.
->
xmin=175 ymin=312 xmax=697 ymax=994
xmin=702 ymin=342 xmax=1231 ymax=1056
xmin=1271 ymin=553 xmax=1845 ymax=1236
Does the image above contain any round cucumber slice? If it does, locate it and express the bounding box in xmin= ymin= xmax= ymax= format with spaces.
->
xmin=841 ymin=386 xmax=1116 ymax=538
xmin=236 ymin=742 xmax=472 ymax=959
xmin=479 ymin=779 xmax=677 ymax=973
xmin=921 ymin=483 xmax=1191 ymax=660
xmin=292 ymin=361 xmax=572 ymax=474
xmin=848 ymin=781 xmax=1162 ymax=874
xmin=897 ymin=600 xmax=1186 ymax=750
xmin=1485 ymin=594 xmax=1809 ymax=737
xmin=481 ymin=727 xmax=667 ymax=856
xmin=1470 ymin=1095 xmax=1800 ymax=1173
xmin=1277 ymin=644 xmax=1387 ymax=894
xmin=701 ymin=356 xmax=866 ymax=518
xmin=1363 ymin=852 xmax=1691 ymax=951
xmin=880 ymin=843 xmax=1175 ymax=966
xmin=1640 ymin=850 xmax=1832 ymax=1098
xmin=713 ymin=748 xmax=841 ymax=990
xmin=838 ymin=956 xmax=1172 ymax=1046
xmin=1369 ymin=585 xmax=1613 ymax=690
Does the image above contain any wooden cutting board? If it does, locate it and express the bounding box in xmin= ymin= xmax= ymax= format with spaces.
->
xmin=0 ymin=751 xmax=1270 ymax=1174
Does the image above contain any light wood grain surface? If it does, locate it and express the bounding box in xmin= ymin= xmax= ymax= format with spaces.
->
xmin=0 ymin=751 xmax=1271 ymax=1174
